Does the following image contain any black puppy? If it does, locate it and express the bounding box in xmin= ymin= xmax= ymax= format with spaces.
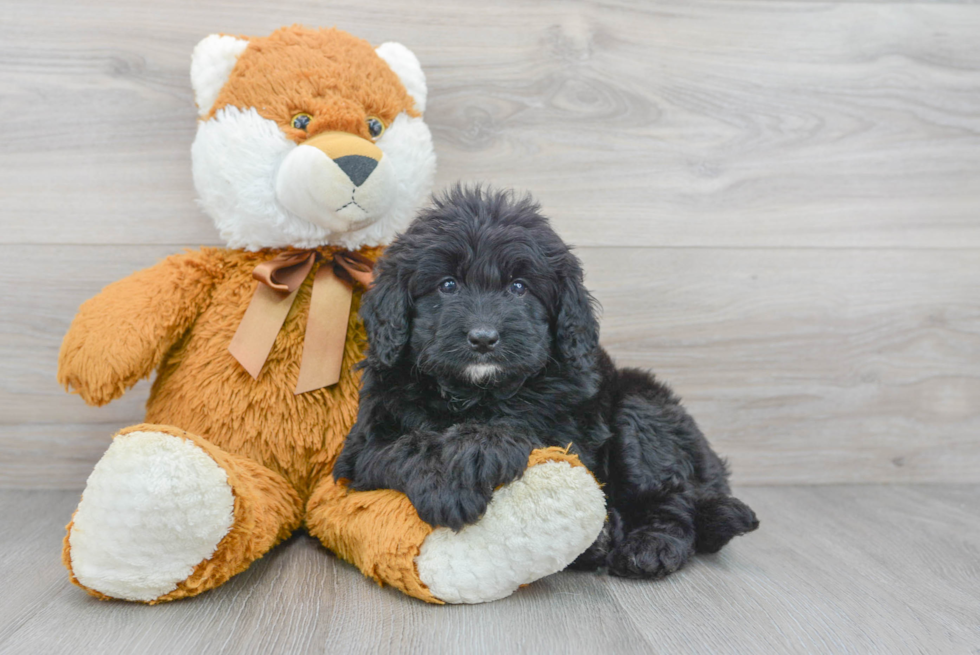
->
xmin=334 ymin=186 xmax=758 ymax=579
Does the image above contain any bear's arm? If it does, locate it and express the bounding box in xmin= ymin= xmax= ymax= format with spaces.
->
xmin=57 ymin=249 xmax=222 ymax=406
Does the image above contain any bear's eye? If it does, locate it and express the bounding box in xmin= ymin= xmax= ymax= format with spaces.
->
xmin=366 ymin=117 xmax=385 ymax=139
xmin=438 ymin=278 xmax=458 ymax=294
xmin=509 ymin=280 xmax=528 ymax=296
xmin=292 ymin=113 xmax=312 ymax=131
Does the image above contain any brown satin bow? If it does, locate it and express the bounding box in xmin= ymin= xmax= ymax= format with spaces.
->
xmin=228 ymin=249 xmax=375 ymax=394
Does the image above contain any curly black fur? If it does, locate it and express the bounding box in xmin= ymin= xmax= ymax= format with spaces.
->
xmin=335 ymin=185 xmax=759 ymax=579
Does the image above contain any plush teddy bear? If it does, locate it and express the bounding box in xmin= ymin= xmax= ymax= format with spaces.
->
xmin=58 ymin=25 xmax=605 ymax=605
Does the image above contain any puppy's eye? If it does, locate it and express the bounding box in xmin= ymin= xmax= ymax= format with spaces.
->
xmin=366 ymin=116 xmax=385 ymax=139
xmin=439 ymin=278 xmax=458 ymax=294
xmin=509 ymin=280 xmax=528 ymax=296
xmin=292 ymin=113 xmax=312 ymax=131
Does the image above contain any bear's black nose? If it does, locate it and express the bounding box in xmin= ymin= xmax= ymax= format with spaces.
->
xmin=333 ymin=155 xmax=378 ymax=187
xmin=467 ymin=328 xmax=499 ymax=353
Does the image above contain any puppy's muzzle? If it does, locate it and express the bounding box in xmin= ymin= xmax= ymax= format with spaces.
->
xmin=275 ymin=130 xmax=395 ymax=233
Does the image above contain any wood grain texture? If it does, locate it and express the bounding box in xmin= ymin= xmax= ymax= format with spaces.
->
xmin=2 ymin=0 xmax=979 ymax=488
xmin=582 ymin=247 xmax=980 ymax=485
xmin=1 ymin=0 xmax=979 ymax=247
xmin=3 ymin=245 xmax=977 ymax=487
xmin=1 ymin=486 xmax=977 ymax=654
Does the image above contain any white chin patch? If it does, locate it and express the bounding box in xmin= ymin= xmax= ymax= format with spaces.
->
xmin=67 ymin=431 xmax=235 ymax=602
xmin=274 ymin=146 xmax=395 ymax=233
xmin=192 ymin=106 xmax=436 ymax=251
xmin=466 ymin=364 xmax=501 ymax=383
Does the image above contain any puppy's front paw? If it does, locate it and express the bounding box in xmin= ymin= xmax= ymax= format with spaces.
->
xmin=409 ymin=485 xmax=492 ymax=531
xmin=442 ymin=423 xmax=531 ymax=491
xmin=607 ymin=528 xmax=694 ymax=579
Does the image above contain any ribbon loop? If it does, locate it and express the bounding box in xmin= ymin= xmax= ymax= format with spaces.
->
xmin=228 ymin=248 xmax=376 ymax=394
xmin=333 ymin=250 xmax=376 ymax=289
xmin=253 ymin=251 xmax=318 ymax=293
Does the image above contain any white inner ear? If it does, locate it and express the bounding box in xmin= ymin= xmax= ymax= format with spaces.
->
xmin=375 ymin=42 xmax=427 ymax=113
xmin=191 ymin=34 xmax=249 ymax=118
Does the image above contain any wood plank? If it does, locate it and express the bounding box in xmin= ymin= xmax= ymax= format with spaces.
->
xmin=0 ymin=486 xmax=976 ymax=654
xmin=601 ymin=484 xmax=980 ymax=654
xmin=1 ymin=1 xmax=979 ymax=247
xmin=2 ymin=244 xmax=977 ymax=487
xmin=580 ymin=246 xmax=980 ymax=485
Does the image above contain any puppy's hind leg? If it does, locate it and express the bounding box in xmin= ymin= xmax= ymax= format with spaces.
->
xmin=602 ymin=389 xmax=704 ymax=579
xmin=693 ymin=493 xmax=759 ymax=554
xmin=607 ymin=489 xmax=698 ymax=579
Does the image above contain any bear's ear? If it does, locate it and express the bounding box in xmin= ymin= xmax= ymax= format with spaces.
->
xmin=375 ymin=42 xmax=427 ymax=113
xmin=191 ymin=34 xmax=249 ymax=118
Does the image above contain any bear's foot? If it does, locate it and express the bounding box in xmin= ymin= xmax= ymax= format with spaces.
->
xmin=414 ymin=449 xmax=606 ymax=604
xmin=65 ymin=424 xmax=303 ymax=603
xmin=66 ymin=430 xmax=235 ymax=601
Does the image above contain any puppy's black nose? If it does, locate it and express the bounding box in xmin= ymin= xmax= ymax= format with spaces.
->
xmin=467 ymin=328 xmax=499 ymax=353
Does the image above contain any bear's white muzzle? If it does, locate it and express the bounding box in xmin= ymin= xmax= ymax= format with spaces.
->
xmin=275 ymin=131 xmax=396 ymax=233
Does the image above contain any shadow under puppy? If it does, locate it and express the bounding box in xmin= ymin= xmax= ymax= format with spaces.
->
xmin=335 ymin=186 xmax=759 ymax=579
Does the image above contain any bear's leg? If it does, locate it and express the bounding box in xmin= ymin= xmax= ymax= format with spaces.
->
xmin=64 ymin=423 xmax=303 ymax=603
xmin=306 ymin=447 xmax=606 ymax=604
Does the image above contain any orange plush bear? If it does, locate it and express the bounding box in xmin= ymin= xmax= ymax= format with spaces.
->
xmin=58 ymin=26 xmax=605 ymax=605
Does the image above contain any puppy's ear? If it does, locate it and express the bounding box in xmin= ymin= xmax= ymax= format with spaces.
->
xmin=555 ymin=255 xmax=600 ymax=379
xmin=360 ymin=263 xmax=412 ymax=368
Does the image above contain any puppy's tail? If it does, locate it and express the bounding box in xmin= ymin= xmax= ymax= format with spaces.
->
xmin=693 ymin=493 xmax=759 ymax=554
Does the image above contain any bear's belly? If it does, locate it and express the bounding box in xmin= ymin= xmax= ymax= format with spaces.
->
xmin=143 ymin=270 xmax=366 ymax=500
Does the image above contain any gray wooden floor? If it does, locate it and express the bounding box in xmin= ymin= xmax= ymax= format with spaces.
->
xmin=2 ymin=486 xmax=977 ymax=654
